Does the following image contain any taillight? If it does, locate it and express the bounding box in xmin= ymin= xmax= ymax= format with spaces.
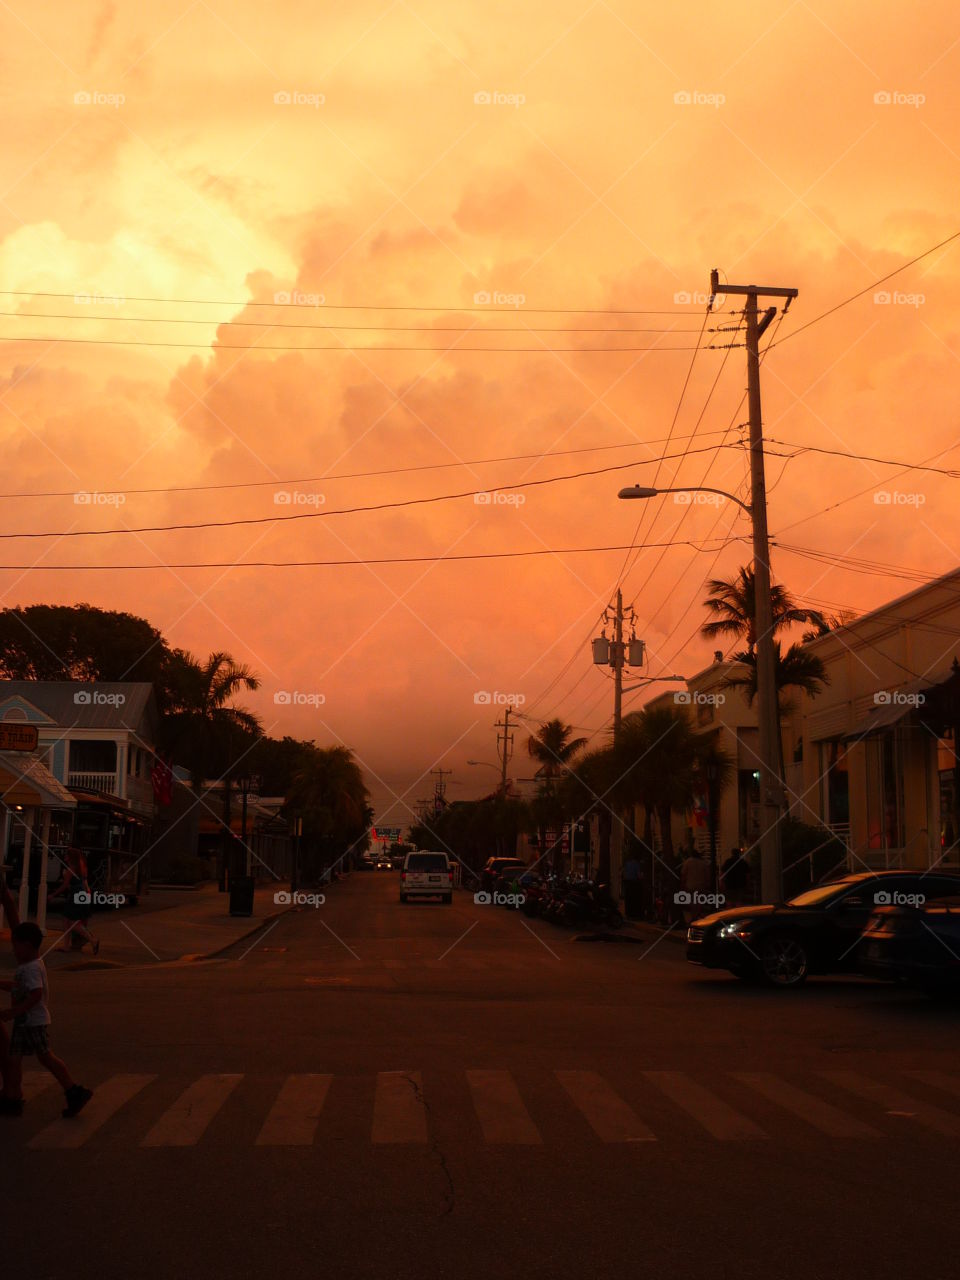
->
xmin=448 ymin=871 xmax=453 ymax=883
xmin=401 ymin=871 xmax=406 ymax=881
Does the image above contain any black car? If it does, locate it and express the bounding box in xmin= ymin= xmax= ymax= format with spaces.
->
xmin=860 ymin=895 xmax=960 ymax=994
xmin=686 ymin=870 xmax=960 ymax=988
xmin=480 ymin=857 xmax=528 ymax=894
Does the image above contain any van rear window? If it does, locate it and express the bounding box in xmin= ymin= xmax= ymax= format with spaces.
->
xmin=407 ymin=854 xmax=448 ymax=872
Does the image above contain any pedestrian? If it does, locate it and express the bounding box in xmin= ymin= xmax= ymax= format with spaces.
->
xmin=679 ymin=844 xmax=712 ymax=924
xmin=720 ymin=846 xmax=750 ymax=907
xmin=621 ymin=851 xmax=643 ymax=920
xmin=48 ymin=846 xmax=100 ymax=955
xmin=0 ymin=913 xmax=93 ymax=1118
xmin=0 ymin=869 xmax=18 ymax=1100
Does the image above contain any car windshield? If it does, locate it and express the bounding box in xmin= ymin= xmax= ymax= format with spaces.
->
xmin=407 ymin=854 xmax=447 ymax=873
xmin=786 ymin=881 xmax=857 ymax=907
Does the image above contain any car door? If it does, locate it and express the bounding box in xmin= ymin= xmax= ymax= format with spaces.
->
xmin=822 ymin=885 xmax=885 ymax=970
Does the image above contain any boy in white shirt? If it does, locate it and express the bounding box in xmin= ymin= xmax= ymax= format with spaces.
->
xmin=0 ymin=916 xmax=93 ymax=1119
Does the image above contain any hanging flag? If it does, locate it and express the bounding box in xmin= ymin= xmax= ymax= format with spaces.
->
xmin=151 ymin=756 xmax=174 ymax=806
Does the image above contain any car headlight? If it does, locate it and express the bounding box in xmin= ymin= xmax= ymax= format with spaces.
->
xmin=718 ymin=920 xmax=753 ymax=939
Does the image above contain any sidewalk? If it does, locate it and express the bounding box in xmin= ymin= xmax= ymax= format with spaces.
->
xmin=0 ymin=882 xmax=293 ymax=971
xmin=573 ymin=917 xmax=687 ymax=947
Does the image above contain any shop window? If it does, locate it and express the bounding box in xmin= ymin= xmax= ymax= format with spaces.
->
xmin=865 ymin=731 xmax=905 ymax=850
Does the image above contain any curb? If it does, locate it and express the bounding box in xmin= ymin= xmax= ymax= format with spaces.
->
xmin=193 ymin=903 xmax=294 ymax=961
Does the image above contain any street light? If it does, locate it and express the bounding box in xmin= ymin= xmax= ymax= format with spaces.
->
xmin=617 ymin=484 xmax=750 ymax=513
xmin=619 ymin=478 xmax=784 ymax=901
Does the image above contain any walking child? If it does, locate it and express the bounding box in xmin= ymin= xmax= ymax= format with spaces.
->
xmin=0 ymin=877 xmax=93 ymax=1118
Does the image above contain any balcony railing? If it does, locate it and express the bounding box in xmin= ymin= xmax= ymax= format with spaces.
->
xmin=68 ymin=770 xmax=120 ymax=795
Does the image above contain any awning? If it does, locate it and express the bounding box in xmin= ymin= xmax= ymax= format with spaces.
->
xmin=844 ymin=666 xmax=956 ymax=741
xmin=0 ymin=751 xmax=77 ymax=808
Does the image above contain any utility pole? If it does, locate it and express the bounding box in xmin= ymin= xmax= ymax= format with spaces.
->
xmin=495 ymin=704 xmax=514 ymax=794
xmin=430 ymin=767 xmax=452 ymax=817
xmin=710 ymin=270 xmax=797 ymax=902
xmin=594 ymin=590 xmax=637 ymax=743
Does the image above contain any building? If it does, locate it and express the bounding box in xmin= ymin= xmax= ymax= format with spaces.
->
xmin=782 ymin=569 xmax=960 ymax=871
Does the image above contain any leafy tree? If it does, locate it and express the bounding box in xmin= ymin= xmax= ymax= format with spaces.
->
xmin=285 ymin=744 xmax=371 ymax=879
xmin=611 ymin=704 xmax=700 ymax=860
xmin=0 ymin=603 xmax=168 ymax=690
xmin=724 ymin=641 xmax=829 ymax=777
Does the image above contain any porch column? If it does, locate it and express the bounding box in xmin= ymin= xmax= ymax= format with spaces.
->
xmin=0 ymin=805 xmax=11 ymax=929
xmin=18 ymin=809 xmax=34 ymax=921
xmin=36 ymin=808 xmax=52 ymax=931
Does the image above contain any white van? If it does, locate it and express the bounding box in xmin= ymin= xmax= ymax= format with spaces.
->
xmin=400 ymin=851 xmax=453 ymax=904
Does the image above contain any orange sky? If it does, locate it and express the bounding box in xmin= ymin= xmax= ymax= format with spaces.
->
xmin=1 ymin=1 xmax=959 ymax=822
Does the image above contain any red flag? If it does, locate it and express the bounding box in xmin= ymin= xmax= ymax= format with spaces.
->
xmin=151 ymin=756 xmax=174 ymax=806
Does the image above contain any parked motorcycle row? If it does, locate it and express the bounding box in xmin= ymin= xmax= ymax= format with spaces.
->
xmin=480 ymin=858 xmax=624 ymax=930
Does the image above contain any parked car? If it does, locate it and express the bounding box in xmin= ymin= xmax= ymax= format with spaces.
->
xmin=481 ymin=857 xmax=528 ymax=894
xmin=686 ymin=870 xmax=960 ymax=988
xmin=860 ymin=894 xmax=960 ymax=995
xmin=400 ymin=851 xmax=454 ymax=904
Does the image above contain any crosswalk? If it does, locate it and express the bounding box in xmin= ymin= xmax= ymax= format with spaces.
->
xmin=7 ymin=1067 xmax=960 ymax=1151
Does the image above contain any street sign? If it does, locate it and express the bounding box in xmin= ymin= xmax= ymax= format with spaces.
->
xmin=0 ymin=723 xmax=38 ymax=752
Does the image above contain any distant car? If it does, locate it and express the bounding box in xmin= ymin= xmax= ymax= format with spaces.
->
xmin=400 ymin=851 xmax=454 ymax=904
xmin=376 ymin=858 xmax=392 ymax=870
xmin=481 ymin=857 xmax=528 ymax=894
xmin=861 ymin=894 xmax=960 ymax=995
xmin=686 ymin=870 xmax=960 ymax=988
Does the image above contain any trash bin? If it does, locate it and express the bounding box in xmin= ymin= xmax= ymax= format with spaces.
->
xmin=229 ymin=875 xmax=255 ymax=917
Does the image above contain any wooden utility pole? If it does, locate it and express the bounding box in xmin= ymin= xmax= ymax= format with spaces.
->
xmin=710 ymin=270 xmax=797 ymax=903
xmin=495 ymin=704 xmax=513 ymax=794
xmin=613 ymin=589 xmax=624 ymax=744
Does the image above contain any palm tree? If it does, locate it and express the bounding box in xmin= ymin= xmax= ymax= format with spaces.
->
xmin=612 ymin=704 xmax=699 ymax=861
xmin=286 ymin=745 xmax=371 ymax=880
xmin=701 ymin=566 xmax=825 ymax=653
xmin=526 ymin=718 xmax=587 ymax=870
xmin=161 ymin=651 xmax=262 ymax=884
xmin=725 ymin=641 xmax=829 ymax=777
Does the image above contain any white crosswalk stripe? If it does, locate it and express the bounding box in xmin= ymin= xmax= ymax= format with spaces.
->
xmin=371 ymin=1071 xmax=428 ymax=1143
xmin=11 ymin=1069 xmax=960 ymax=1149
xmin=141 ymin=1074 xmax=243 ymax=1147
xmin=467 ymin=1069 xmax=541 ymax=1144
xmin=734 ymin=1072 xmax=878 ymax=1137
xmin=644 ymin=1071 xmax=767 ymax=1139
xmin=821 ymin=1071 xmax=960 ymax=1136
xmin=556 ymin=1070 xmax=655 ymax=1142
xmin=256 ymin=1074 xmax=332 ymax=1146
xmin=28 ymin=1074 xmax=156 ymax=1149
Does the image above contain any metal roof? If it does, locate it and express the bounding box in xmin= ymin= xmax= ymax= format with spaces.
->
xmin=0 ymin=751 xmax=77 ymax=807
xmin=0 ymin=681 xmax=156 ymax=731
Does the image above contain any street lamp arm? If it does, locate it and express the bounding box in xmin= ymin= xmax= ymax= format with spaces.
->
xmin=617 ymin=483 xmax=750 ymax=513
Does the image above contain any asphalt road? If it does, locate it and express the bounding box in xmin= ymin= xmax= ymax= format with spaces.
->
xmin=3 ymin=872 xmax=959 ymax=1280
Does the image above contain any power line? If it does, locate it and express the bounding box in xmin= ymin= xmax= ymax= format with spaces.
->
xmin=0 ymin=535 xmax=748 ymax=572
xmin=0 ymin=443 xmax=749 ymax=541
xmin=0 ymin=429 xmax=737 ymax=502
xmin=767 ymin=228 xmax=960 ymax=350
xmin=0 ymin=333 xmax=705 ymax=354
xmin=0 ymin=289 xmax=700 ymax=315
xmin=0 ymin=309 xmax=704 ymax=334
xmin=768 ymin=438 xmax=960 ymax=478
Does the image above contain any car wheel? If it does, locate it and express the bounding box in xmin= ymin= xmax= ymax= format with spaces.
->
xmin=759 ymin=934 xmax=809 ymax=987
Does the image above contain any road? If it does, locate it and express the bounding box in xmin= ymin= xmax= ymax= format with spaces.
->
xmin=3 ymin=871 xmax=959 ymax=1279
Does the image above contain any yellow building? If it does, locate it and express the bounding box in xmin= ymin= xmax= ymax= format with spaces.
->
xmin=782 ymin=568 xmax=960 ymax=871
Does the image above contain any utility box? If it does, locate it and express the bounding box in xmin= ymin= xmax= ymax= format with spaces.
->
xmin=628 ymin=639 xmax=646 ymax=667
xmin=592 ymin=637 xmax=610 ymax=665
